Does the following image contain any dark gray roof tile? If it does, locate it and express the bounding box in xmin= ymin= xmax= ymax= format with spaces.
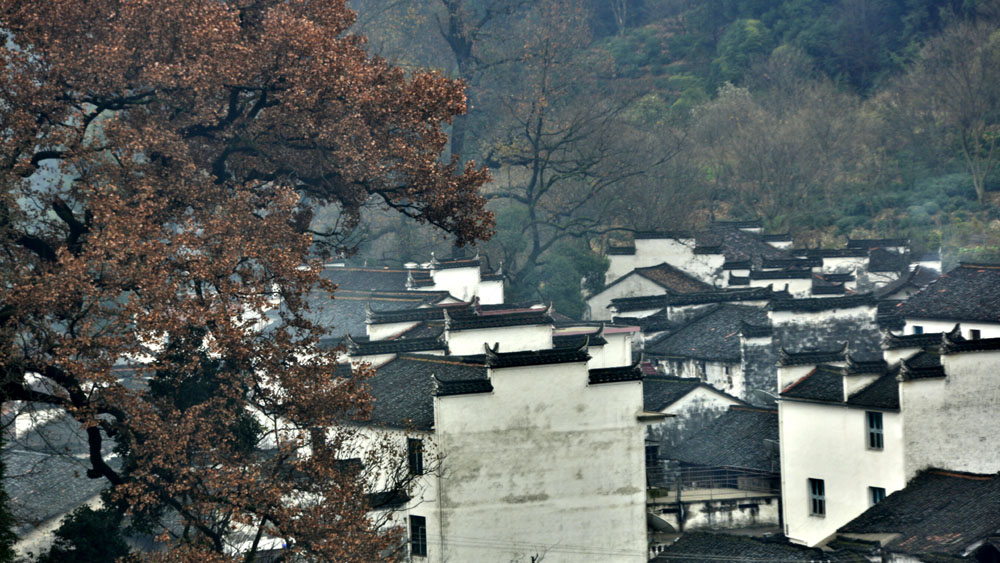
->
xmin=645 ymin=305 xmax=768 ymax=362
xmin=666 ymin=406 xmax=779 ymax=472
xmin=898 ymin=263 xmax=1000 ymax=323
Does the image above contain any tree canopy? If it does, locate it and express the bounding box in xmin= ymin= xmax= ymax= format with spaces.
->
xmin=0 ymin=0 xmax=491 ymax=559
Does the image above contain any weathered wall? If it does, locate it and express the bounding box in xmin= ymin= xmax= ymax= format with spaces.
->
xmin=649 ymin=387 xmax=740 ymax=451
xmin=651 ymin=496 xmax=781 ymax=532
xmin=771 ymin=307 xmax=881 ymax=359
xmin=901 ymin=350 xmax=1000 ymax=478
xmin=429 ymin=266 xmax=481 ymax=302
xmin=433 ymin=362 xmax=648 ymax=563
xmin=477 ymin=279 xmax=504 ymax=305
xmin=741 ymin=336 xmax=777 ymax=403
xmin=588 ymin=275 xmax=667 ymax=322
xmin=779 ymin=401 xmax=905 ymax=547
xmin=901 ymin=318 xmax=1000 ymax=340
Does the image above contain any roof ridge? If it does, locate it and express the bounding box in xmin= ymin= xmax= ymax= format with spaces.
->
xmin=926 ymin=468 xmax=995 ymax=480
xmin=397 ymin=355 xmax=483 ymax=367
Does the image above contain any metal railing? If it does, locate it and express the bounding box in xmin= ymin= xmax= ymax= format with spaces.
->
xmin=647 ymin=464 xmax=780 ymax=502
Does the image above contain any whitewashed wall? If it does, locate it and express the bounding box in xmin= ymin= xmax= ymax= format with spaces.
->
xmin=428 ymin=266 xmax=481 ymax=302
xmin=445 ymin=324 xmax=553 ymax=355
xmin=432 ymin=362 xmax=648 ymax=563
xmin=780 ymin=401 xmax=905 ymax=547
xmin=900 ymin=350 xmax=1000 ymax=477
xmin=477 ymin=279 xmax=504 ymax=305
xmin=588 ymin=275 xmax=667 ymax=322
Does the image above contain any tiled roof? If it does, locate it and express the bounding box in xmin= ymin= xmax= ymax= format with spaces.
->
xmin=483 ymin=344 xmax=590 ymax=369
xmin=898 ymin=263 xmax=1000 ymax=323
xmin=305 ymin=288 xmax=444 ymax=344
xmin=846 ymin=372 xmax=900 ymax=409
xmin=642 ymin=375 xmax=702 ymax=411
xmin=771 ymin=293 xmax=875 ymax=312
xmin=434 ymin=377 xmax=494 ymax=397
xmin=346 ymin=334 xmax=447 ymax=356
xmin=822 ymin=272 xmax=856 ymax=282
xmin=777 ymin=343 xmax=848 ymax=366
xmin=874 ymin=265 xmax=939 ymax=299
xmin=645 ymin=305 xmax=769 ymax=362
xmin=942 ymin=334 xmax=1000 ymax=354
xmin=653 ymin=532 xmax=862 ymax=562
xmin=762 ymin=257 xmax=822 ymax=269
xmin=364 ymin=354 xmax=488 ymax=430
xmin=792 ymin=247 xmax=869 ymax=258
xmin=320 ymin=266 xmax=412 ymax=291
xmin=431 ymin=257 xmax=480 ymax=270
xmin=868 ymin=248 xmax=910 ymax=273
xmin=845 ymin=355 xmax=887 ymax=375
xmin=876 ymin=300 xmax=905 ymax=330
xmin=445 ymin=307 xmax=552 ymax=331
xmin=696 ymin=227 xmax=791 ymax=262
xmin=609 ymin=294 xmax=667 ymax=313
xmin=553 ymin=332 xmax=607 ymax=348
xmin=588 ymin=365 xmax=643 ymax=385
xmin=665 ymin=287 xmax=775 ymax=306
xmin=898 ymin=350 xmax=945 ymax=380
xmin=749 ymin=268 xmax=813 ymax=280
xmin=709 ymin=219 xmax=763 ymax=229
xmin=780 ymin=364 xmax=845 ymax=402
xmin=811 ymin=282 xmax=847 ymax=295
xmin=634 ymin=230 xmax=693 ymax=240
xmin=728 ymin=274 xmax=750 ymax=285
xmin=848 ymin=238 xmax=909 ymax=249
xmin=740 ymin=319 xmax=773 ymax=338
xmin=722 ymin=259 xmax=751 ymax=270
xmin=612 ymin=312 xmax=674 ymax=333
xmin=666 ymin=406 xmax=779 ymax=472
xmin=839 ymin=469 xmax=1000 ymax=558
xmin=882 ymin=325 xmax=960 ymax=350
xmin=606 ymin=244 xmax=635 ymax=255
xmin=633 ymin=263 xmax=715 ymax=294
xmin=367 ymin=302 xmax=471 ymax=324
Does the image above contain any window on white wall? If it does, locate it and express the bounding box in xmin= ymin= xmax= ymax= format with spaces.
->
xmin=866 ymin=411 xmax=884 ymax=450
xmin=410 ymin=515 xmax=427 ymax=557
xmin=808 ymin=478 xmax=825 ymax=516
xmin=971 ymin=329 xmax=982 ymax=340
xmin=869 ymin=486 xmax=886 ymax=506
xmin=408 ymin=438 xmax=424 ymax=475
xmin=912 ymin=325 xmax=923 ymax=334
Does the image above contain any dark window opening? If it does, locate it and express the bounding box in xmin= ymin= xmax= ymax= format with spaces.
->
xmin=870 ymin=486 xmax=886 ymax=506
xmin=809 ymin=478 xmax=825 ymax=516
xmin=409 ymin=515 xmax=427 ymax=557
xmin=407 ymin=438 xmax=424 ymax=475
xmin=867 ymin=411 xmax=884 ymax=450
xmin=912 ymin=325 xmax=923 ymax=334
xmin=971 ymin=329 xmax=982 ymax=340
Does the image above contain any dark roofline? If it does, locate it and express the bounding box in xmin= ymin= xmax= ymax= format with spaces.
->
xmin=666 ymin=287 xmax=773 ymax=306
xmin=811 ymin=284 xmax=846 ymax=295
xmin=445 ymin=307 xmax=552 ymax=331
xmin=749 ymin=269 xmax=813 ymax=280
xmin=607 ymin=245 xmax=636 ymax=255
xmin=346 ymin=334 xmax=447 ymax=356
xmin=588 ymin=364 xmax=643 ymax=385
xmin=846 ymin=355 xmax=887 ymax=374
xmin=728 ymin=274 xmax=750 ymax=285
xmin=483 ymin=342 xmax=590 ymax=369
xmin=434 ymin=376 xmax=494 ymax=397
xmin=710 ymin=219 xmax=763 ymax=229
xmin=693 ymin=245 xmax=723 ymax=254
xmin=367 ymin=303 xmax=472 ymax=324
xmin=740 ymin=320 xmax=773 ymax=338
xmin=771 ymin=293 xmax=875 ymax=312
xmin=777 ymin=343 xmax=848 ymax=366
xmin=898 ymin=356 xmax=945 ymax=381
xmin=848 ymin=238 xmax=909 ymax=248
xmin=722 ymin=260 xmax=752 ymax=270
xmin=942 ymin=333 xmax=1000 ymax=354
xmin=958 ymin=261 xmax=1000 ymax=269
xmin=609 ymin=294 xmax=668 ymax=312
xmin=761 ymin=257 xmax=822 ymax=269
xmin=821 ymin=272 xmax=855 ymax=282
xmin=882 ymin=325 xmax=960 ymax=350
xmin=792 ymin=247 xmax=870 ymax=258
xmin=430 ymin=255 xmax=481 ymax=270
xmin=634 ymin=231 xmax=693 ymax=240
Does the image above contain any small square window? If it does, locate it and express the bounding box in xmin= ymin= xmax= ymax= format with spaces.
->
xmin=912 ymin=325 xmax=923 ymax=335
xmin=870 ymin=486 xmax=886 ymax=506
xmin=407 ymin=438 xmax=424 ymax=475
xmin=866 ymin=412 xmax=884 ymax=450
xmin=808 ymin=478 xmax=825 ymax=516
xmin=409 ymin=515 xmax=427 ymax=557
xmin=971 ymin=329 xmax=981 ymax=340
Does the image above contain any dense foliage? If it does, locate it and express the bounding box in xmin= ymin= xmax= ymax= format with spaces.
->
xmin=351 ymin=0 xmax=1000 ymax=306
xmin=0 ymin=0 xmax=490 ymax=559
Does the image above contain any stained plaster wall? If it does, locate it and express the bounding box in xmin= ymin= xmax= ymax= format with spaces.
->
xmin=662 ymin=358 xmax=742 ymax=398
xmin=445 ymin=324 xmax=553 ymax=355
xmin=648 ymin=386 xmax=741 ymax=451
xmin=588 ymin=275 xmax=667 ymax=322
xmin=586 ymin=331 xmax=633 ymax=369
xmin=741 ymin=336 xmax=778 ymax=403
xmin=650 ymin=496 xmax=781 ymax=532
xmin=779 ymin=401 xmax=905 ymax=547
xmin=432 ymin=362 xmax=648 ymax=563
xmin=477 ymin=280 xmax=504 ymax=305
xmin=900 ymin=350 xmax=1000 ymax=478
xmin=770 ymin=307 xmax=881 ymax=360
xmin=820 ymin=256 xmax=866 ymax=275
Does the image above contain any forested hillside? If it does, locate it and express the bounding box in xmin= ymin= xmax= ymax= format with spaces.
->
xmin=344 ymin=0 xmax=1000 ymax=317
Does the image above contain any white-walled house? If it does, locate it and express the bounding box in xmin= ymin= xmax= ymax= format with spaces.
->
xmin=896 ymin=262 xmax=1000 ymax=339
xmin=587 ymin=263 xmax=712 ymax=321
xmin=777 ymin=330 xmax=1000 ymax=547
xmin=360 ymin=346 xmax=654 ymax=563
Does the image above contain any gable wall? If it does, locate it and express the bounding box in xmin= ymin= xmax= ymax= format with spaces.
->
xmin=588 ymin=275 xmax=667 ymax=322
